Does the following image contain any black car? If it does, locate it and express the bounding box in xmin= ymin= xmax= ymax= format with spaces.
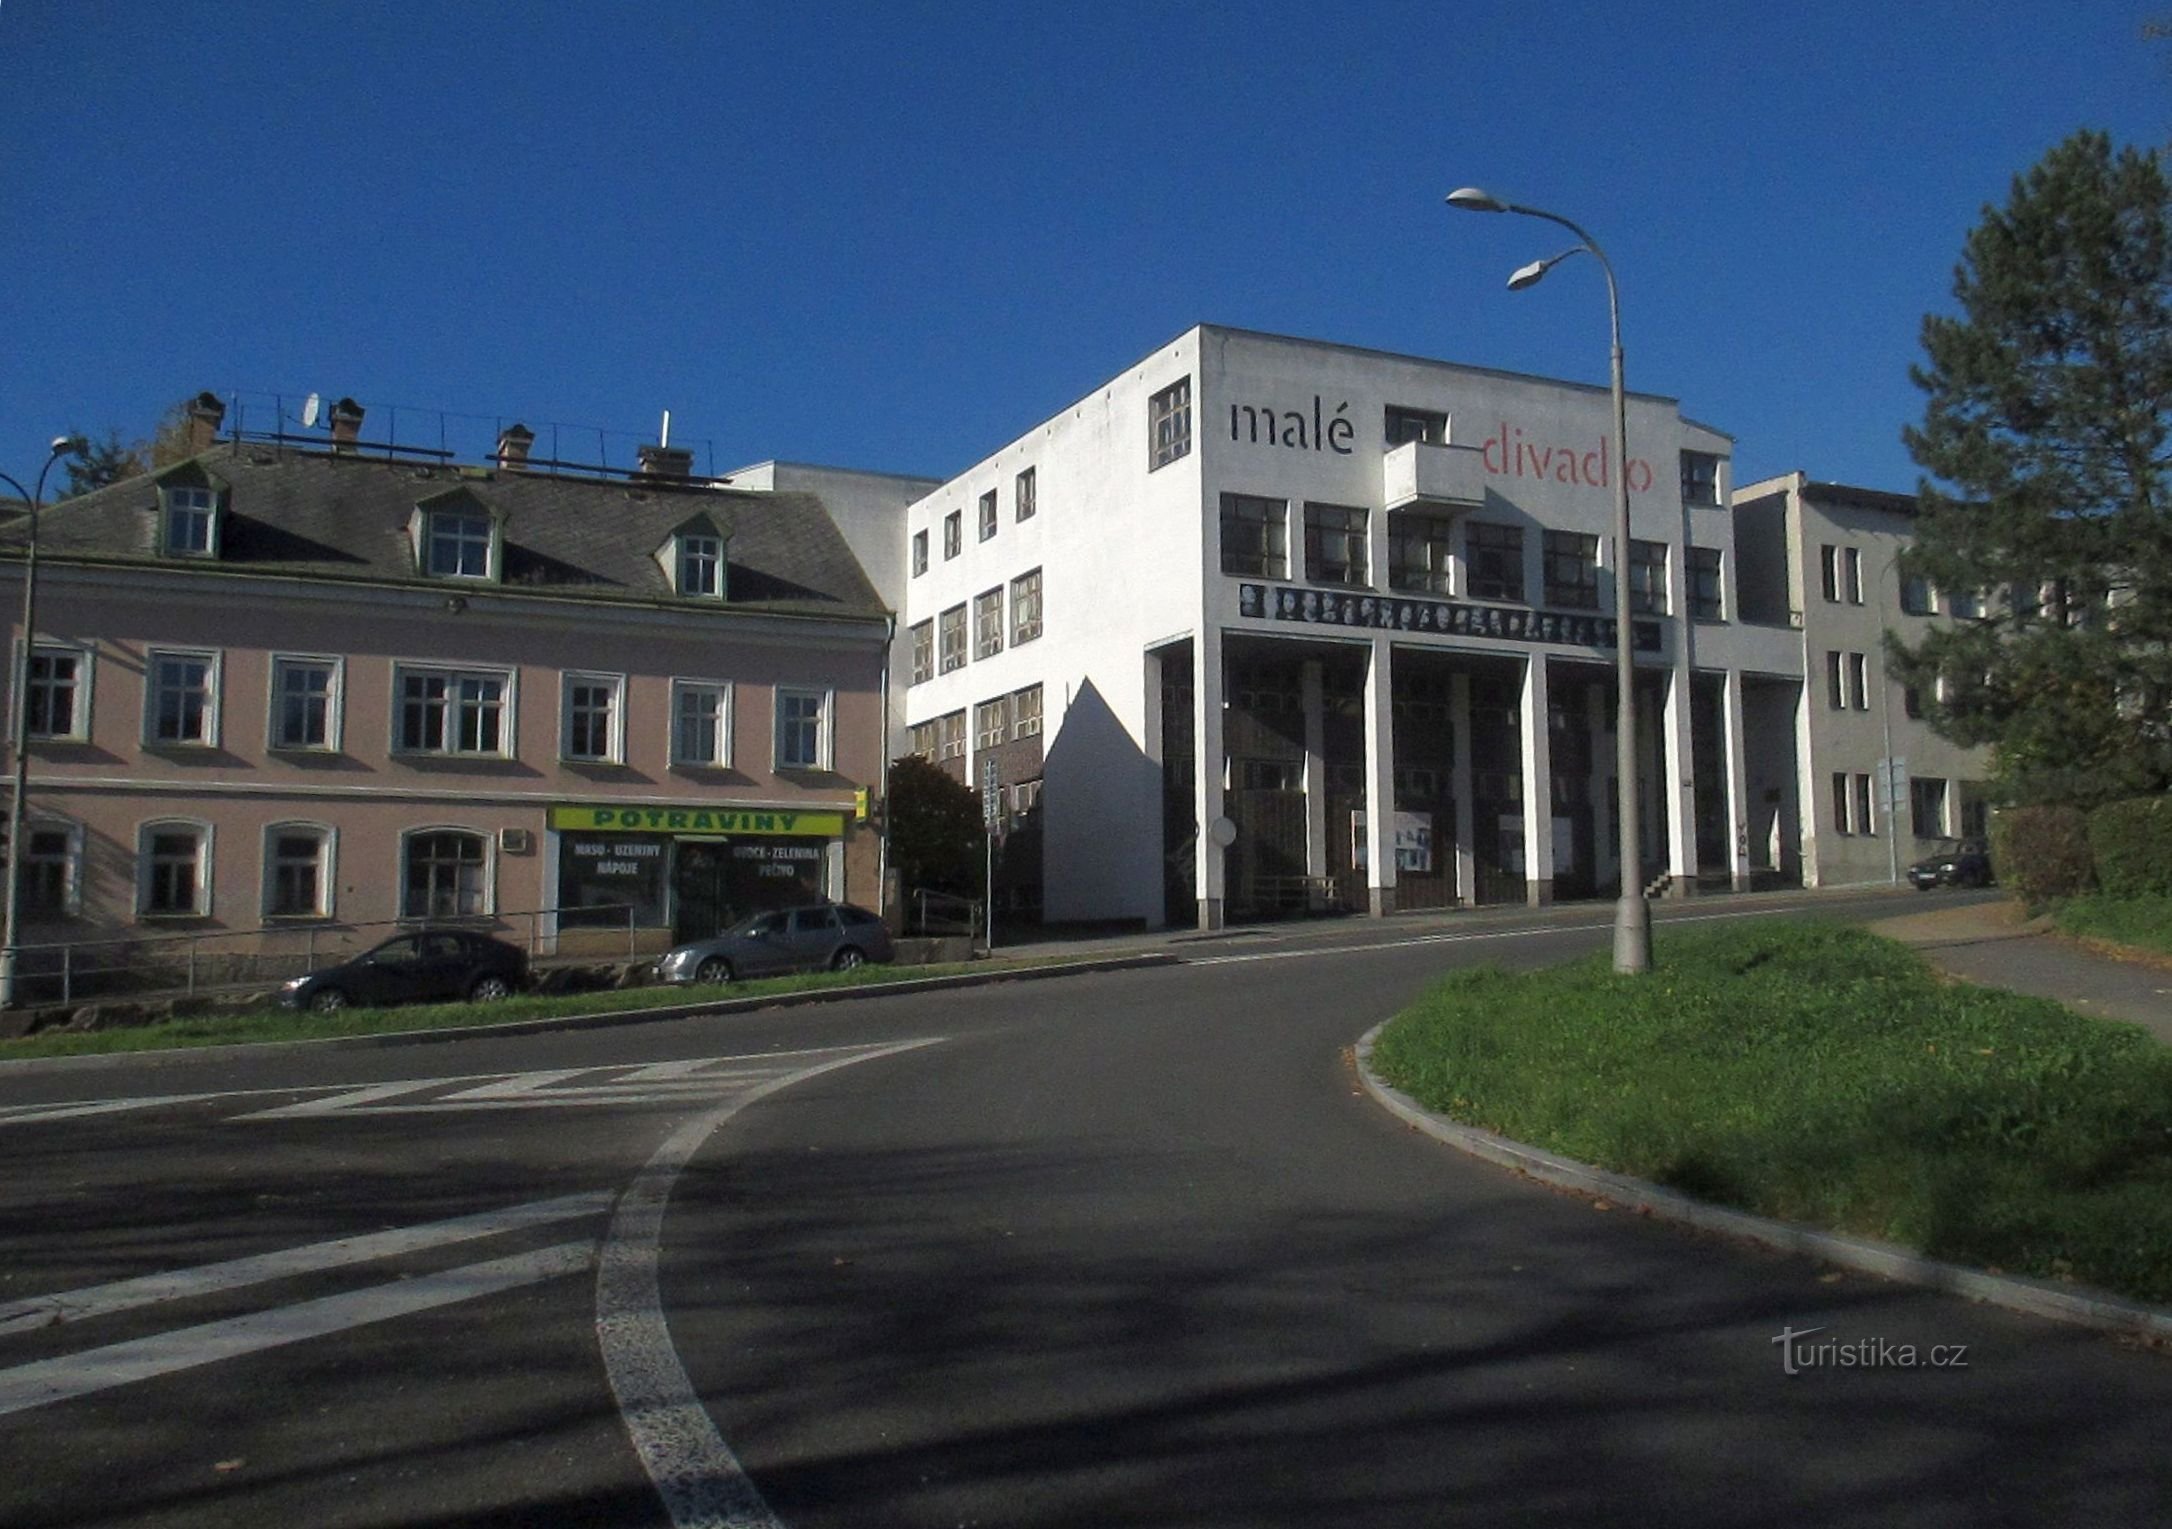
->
xmin=280 ymin=930 xmax=529 ymax=1013
xmin=1907 ymin=838 xmax=1994 ymax=890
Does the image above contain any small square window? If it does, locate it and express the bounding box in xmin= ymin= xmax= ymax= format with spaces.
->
xmin=1385 ymin=406 xmax=1448 ymax=446
xmin=1542 ymin=531 xmax=1600 ymax=610
xmin=678 ymin=534 xmax=723 ymax=598
xmin=1220 ymin=495 xmax=1287 ymax=579
xmin=1149 ymin=378 xmax=1192 ymax=471
xmin=163 ymin=487 xmax=216 ymax=556
xmin=1466 ymin=522 xmax=1524 ymax=602
xmin=427 ymin=510 xmax=494 ymax=578
xmin=1303 ymin=503 xmax=1368 ymax=587
xmin=1679 ymin=451 xmax=1721 ymax=507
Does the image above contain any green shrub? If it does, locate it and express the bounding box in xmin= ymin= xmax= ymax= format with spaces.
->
xmin=1990 ymin=803 xmax=2095 ymax=906
xmin=2085 ymin=795 xmax=2172 ymax=899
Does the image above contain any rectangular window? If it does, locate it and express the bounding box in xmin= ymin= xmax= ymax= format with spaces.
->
xmin=1219 ymin=494 xmax=1288 ymax=579
xmin=976 ymin=697 xmax=1008 ymax=749
xmin=404 ymin=831 xmax=486 ymax=918
xmin=1900 ymin=574 xmax=1933 ymax=615
xmin=1904 ymin=686 xmax=1923 ymax=720
xmin=1688 ymin=546 xmax=1723 ymax=620
xmin=1849 ymin=652 xmax=1869 ymax=712
xmin=164 ymin=487 xmax=215 ymax=555
xmin=978 ymin=489 xmax=998 ymax=542
xmin=974 ymin=588 xmax=1004 ymax=659
xmin=144 ymin=826 xmax=205 ymax=915
xmin=398 ymin=667 xmax=509 ymax=756
xmin=938 ymin=709 xmax=966 ymax=760
xmin=1015 ymin=467 xmax=1037 ymax=521
xmin=1149 ymin=377 xmax=1192 ymax=470
xmin=147 ymin=649 xmax=217 ymax=745
xmin=1012 ymin=683 xmax=1042 ymax=738
xmin=1385 ymin=405 xmax=1448 ymax=445
xmin=678 ymin=535 xmax=723 ymax=597
xmin=1388 ymin=513 xmax=1456 ymax=595
xmin=1011 ymin=569 xmax=1043 ymax=644
xmin=1821 ymin=544 xmax=1840 ymax=603
xmin=1854 ymin=773 xmax=1876 ymax=836
xmin=775 ymin=688 xmax=831 ymax=770
xmin=1831 ymin=771 xmax=1852 ymax=835
xmin=939 ymin=604 xmax=967 ymax=673
xmin=1629 ymin=539 xmax=1669 ymax=616
xmin=270 ymin=656 xmax=338 ymax=751
xmin=1680 ymin=451 xmax=1721 ymax=507
xmin=909 ymin=720 xmax=940 ymax=759
xmin=910 ymin=620 xmax=934 ymax=685
xmin=25 ymin=647 xmax=85 ymax=740
xmin=1826 ymin=651 xmax=1846 ymax=711
xmin=427 ymin=511 xmax=493 ymax=578
xmin=1910 ymin=776 xmax=1949 ymax=839
xmin=268 ymin=829 xmax=329 ymax=917
xmin=943 ymin=511 xmax=961 ymax=560
xmin=1304 ymin=503 xmax=1368 ymax=587
xmin=4 ymin=825 xmax=76 ymax=917
xmin=1948 ymin=589 xmax=1983 ymax=620
xmin=1465 ymin=521 xmax=1524 ymax=602
xmin=911 ymin=529 xmax=928 ymax=577
xmin=1542 ymin=530 xmax=1600 ymax=609
xmin=1844 ymin=546 xmax=1864 ymax=605
xmin=671 ymin=680 xmax=731 ymax=766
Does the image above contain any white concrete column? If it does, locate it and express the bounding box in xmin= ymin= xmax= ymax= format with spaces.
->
xmin=1793 ymin=671 xmax=1823 ymax=888
xmin=1193 ymin=630 xmax=1226 ymax=929
xmin=1450 ymin=670 xmax=1476 ymax=907
xmin=1518 ymin=654 xmax=1554 ymax=906
xmin=1661 ymin=665 xmax=1697 ymax=896
xmin=1363 ymin=637 xmax=1396 ymax=915
xmin=1721 ymin=668 xmax=1753 ymax=892
xmin=1301 ymin=659 xmax=1327 ymax=877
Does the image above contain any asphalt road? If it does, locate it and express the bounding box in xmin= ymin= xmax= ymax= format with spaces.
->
xmin=1 ymin=889 xmax=2166 ymax=1528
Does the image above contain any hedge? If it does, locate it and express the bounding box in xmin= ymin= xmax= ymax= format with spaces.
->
xmin=1989 ymin=804 xmax=2094 ymax=906
xmin=2086 ymin=795 xmax=2172 ymax=899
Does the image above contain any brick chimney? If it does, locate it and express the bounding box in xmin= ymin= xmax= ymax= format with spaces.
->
xmin=184 ymin=392 xmax=226 ymax=455
xmin=496 ymin=423 xmax=536 ymax=472
xmin=635 ymin=443 xmax=694 ymax=480
xmin=328 ymin=397 xmax=365 ymax=454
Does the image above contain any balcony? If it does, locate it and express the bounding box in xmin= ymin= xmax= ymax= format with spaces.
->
xmin=1383 ymin=440 xmax=1486 ymax=513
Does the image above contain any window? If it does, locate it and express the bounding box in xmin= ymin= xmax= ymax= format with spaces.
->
xmin=3 ymin=823 xmax=78 ymax=917
xmin=403 ymin=829 xmax=487 ymax=918
xmin=1844 ymin=546 xmax=1864 ymax=605
xmin=1830 ymin=773 xmax=1874 ymax=836
xmin=24 ymin=646 xmax=87 ymax=740
xmin=1466 ymin=521 xmax=1524 ymax=602
xmin=1826 ymin=651 xmax=1846 ymax=711
xmin=976 ymin=697 xmax=1008 ymax=749
xmin=1385 ymin=405 xmax=1448 ymax=445
xmin=910 ymin=620 xmax=934 ymax=685
xmin=1149 ymin=377 xmax=1192 ymax=470
xmin=1015 ymin=467 xmax=1037 ymax=522
xmin=943 ymin=511 xmax=962 ymax=560
xmin=562 ymin=673 xmax=623 ymax=762
xmin=912 ymin=530 xmax=929 ymax=577
xmin=1820 ymin=545 xmax=1840 ymax=603
xmin=775 ymin=688 xmax=831 ymax=770
xmin=1010 ymin=569 xmax=1043 ymax=645
xmin=1688 ymin=546 xmax=1723 ymax=620
xmin=141 ymin=821 xmax=209 ymax=916
xmin=1910 ymin=777 xmax=1949 ymax=839
xmin=1389 ymin=514 xmax=1456 ymax=594
xmin=978 ymin=489 xmax=998 ymax=542
xmin=265 ymin=825 xmax=331 ymax=917
xmin=426 ymin=509 xmax=494 ymax=579
xmin=1012 ymin=683 xmax=1042 ymax=738
xmin=677 ymin=534 xmax=724 ymax=598
xmin=163 ymin=487 xmax=216 ymax=556
xmin=1904 ymin=686 xmax=1923 ymax=720
xmin=938 ymin=710 xmax=966 ymax=760
xmin=397 ymin=666 xmax=510 ymax=756
xmin=1849 ymin=652 xmax=1869 ymax=712
xmin=975 ymin=588 xmax=1004 ymax=659
xmin=1855 ymin=773 xmax=1876 ymax=836
xmin=671 ymin=680 xmax=731 ymax=767
xmin=1219 ymin=494 xmax=1287 ymax=579
xmin=1680 ymin=451 xmax=1721 ymax=507
xmin=1304 ymin=503 xmax=1368 ymax=586
xmin=146 ymin=649 xmax=218 ymax=745
xmin=1900 ymin=574 xmax=1933 ymax=616
xmin=909 ymin=720 xmax=940 ymax=759
xmin=1629 ymin=539 xmax=1669 ymax=616
xmin=270 ymin=656 xmax=339 ymax=751
xmin=1948 ymin=588 xmax=1984 ymax=620
xmin=939 ymin=604 xmax=967 ymax=673
xmin=1543 ymin=530 xmax=1600 ymax=609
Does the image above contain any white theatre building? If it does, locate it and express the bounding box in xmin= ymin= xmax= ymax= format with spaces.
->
xmin=888 ymin=324 xmax=1987 ymax=929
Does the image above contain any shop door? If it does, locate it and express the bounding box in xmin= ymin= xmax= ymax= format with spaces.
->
xmin=672 ymin=842 xmax=734 ymax=942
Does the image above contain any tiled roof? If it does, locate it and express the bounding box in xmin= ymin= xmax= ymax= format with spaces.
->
xmin=13 ymin=447 xmax=889 ymax=621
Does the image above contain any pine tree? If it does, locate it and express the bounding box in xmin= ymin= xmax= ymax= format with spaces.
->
xmin=1894 ymin=129 xmax=2172 ymax=806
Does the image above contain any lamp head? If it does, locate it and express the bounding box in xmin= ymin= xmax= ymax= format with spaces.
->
xmin=1507 ymin=259 xmax=1550 ymax=290
xmin=48 ymin=435 xmax=86 ymax=458
xmin=1445 ymin=186 xmax=1507 ymax=213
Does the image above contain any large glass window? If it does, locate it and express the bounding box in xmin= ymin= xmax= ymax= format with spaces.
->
xmin=1012 ymin=683 xmax=1043 ymax=738
xmin=271 ymin=656 xmax=337 ymax=750
xmin=147 ymin=650 xmax=216 ymax=745
xmin=426 ymin=510 xmax=493 ymax=578
xmin=403 ymin=830 xmax=486 ymax=918
xmin=1542 ymin=530 xmax=1600 ymax=609
xmin=1389 ymin=514 xmax=1455 ymax=594
xmin=910 ymin=620 xmax=934 ymax=685
xmin=1465 ymin=521 xmax=1524 ymax=602
xmin=398 ymin=667 xmax=509 ymax=755
xmin=672 ymin=680 xmax=730 ymax=766
xmin=1011 ymin=569 xmax=1043 ymax=644
xmin=1304 ymin=503 xmax=1368 ymax=587
xmin=939 ymin=605 xmax=967 ymax=673
xmin=976 ymin=697 xmax=1008 ymax=749
xmin=938 ymin=710 xmax=966 ymax=760
xmin=1629 ymin=539 xmax=1669 ymax=616
xmin=1219 ymin=495 xmax=1287 ymax=579
xmin=974 ymin=588 xmax=1004 ymax=659
xmin=1149 ymin=377 xmax=1192 ymax=470
xmin=26 ymin=648 xmax=85 ymax=740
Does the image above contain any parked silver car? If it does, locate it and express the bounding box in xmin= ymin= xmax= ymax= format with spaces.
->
xmin=654 ymin=903 xmax=896 ymax=985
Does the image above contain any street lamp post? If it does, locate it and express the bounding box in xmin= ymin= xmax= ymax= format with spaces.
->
xmin=0 ymin=436 xmax=89 ymax=1008
xmin=1446 ymin=187 xmax=1652 ymax=974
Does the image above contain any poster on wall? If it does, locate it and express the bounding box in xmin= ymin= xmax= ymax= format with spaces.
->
xmin=1350 ymin=810 xmax=1434 ymax=873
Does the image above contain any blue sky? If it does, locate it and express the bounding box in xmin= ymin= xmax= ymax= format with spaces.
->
xmin=3 ymin=1 xmax=2164 ymax=495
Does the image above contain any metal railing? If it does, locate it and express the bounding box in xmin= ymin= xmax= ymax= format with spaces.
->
xmin=907 ymin=888 xmax=982 ymax=939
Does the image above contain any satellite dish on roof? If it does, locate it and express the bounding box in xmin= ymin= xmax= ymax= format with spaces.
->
xmin=300 ymin=393 xmax=322 ymax=429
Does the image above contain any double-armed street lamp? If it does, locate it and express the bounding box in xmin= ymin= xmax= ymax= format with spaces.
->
xmin=1445 ymin=187 xmax=1652 ymax=975
xmin=0 ymin=435 xmax=90 ymax=1008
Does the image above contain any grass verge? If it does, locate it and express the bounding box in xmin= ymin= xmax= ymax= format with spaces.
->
xmin=0 ymin=956 xmax=1076 ymax=1061
xmin=2053 ymin=893 xmax=2172 ymax=963
xmin=1369 ymin=919 xmax=2172 ymax=1307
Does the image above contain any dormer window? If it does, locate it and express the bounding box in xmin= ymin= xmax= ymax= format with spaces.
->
xmin=427 ymin=510 xmax=494 ymax=578
xmin=162 ymin=486 xmax=218 ymax=557
xmin=678 ymin=534 xmax=724 ymax=598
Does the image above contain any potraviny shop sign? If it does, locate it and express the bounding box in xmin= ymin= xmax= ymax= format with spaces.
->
xmin=547 ymin=805 xmax=846 ymax=836
xmin=1238 ymin=583 xmax=1662 ymax=653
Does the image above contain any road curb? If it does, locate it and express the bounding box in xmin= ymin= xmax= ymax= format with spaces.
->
xmin=0 ymin=954 xmax=1180 ymax=1076
xmin=1353 ymin=1020 xmax=2172 ymax=1345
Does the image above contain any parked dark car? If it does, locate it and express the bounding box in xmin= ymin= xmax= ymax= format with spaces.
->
xmin=1907 ymin=838 xmax=1994 ymax=890
xmin=280 ymin=930 xmax=529 ymax=1013
xmin=654 ymin=903 xmax=895 ymax=985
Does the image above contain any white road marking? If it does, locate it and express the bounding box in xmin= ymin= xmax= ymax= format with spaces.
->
xmin=1187 ymin=906 xmax=1794 ymax=965
xmin=0 ymin=1094 xmax=223 ymax=1127
xmin=239 ymin=1079 xmax=449 ymax=1119
xmin=596 ymin=1035 xmax=945 ymax=1529
xmin=0 ymin=1240 xmax=595 ymax=1419
xmin=0 ymin=1191 xmax=614 ymax=1337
